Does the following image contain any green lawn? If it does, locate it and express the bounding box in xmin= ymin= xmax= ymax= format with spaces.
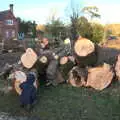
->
xmin=0 ymin=82 xmax=120 ymax=120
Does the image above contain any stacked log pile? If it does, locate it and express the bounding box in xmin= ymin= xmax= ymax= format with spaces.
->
xmin=1 ymin=37 xmax=120 ymax=93
xmin=67 ymin=38 xmax=120 ymax=90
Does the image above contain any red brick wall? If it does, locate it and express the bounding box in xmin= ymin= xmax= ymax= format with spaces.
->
xmin=0 ymin=10 xmax=18 ymax=40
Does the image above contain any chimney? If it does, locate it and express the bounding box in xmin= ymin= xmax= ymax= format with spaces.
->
xmin=9 ymin=4 xmax=13 ymax=13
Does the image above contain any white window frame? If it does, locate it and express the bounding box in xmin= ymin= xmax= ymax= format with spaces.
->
xmin=5 ymin=19 xmax=14 ymax=25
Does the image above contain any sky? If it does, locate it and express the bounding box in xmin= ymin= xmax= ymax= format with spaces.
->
xmin=0 ymin=0 xmax=120 ymax=24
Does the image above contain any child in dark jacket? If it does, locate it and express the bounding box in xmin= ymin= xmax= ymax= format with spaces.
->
xmin=19 ymin=72 xmax=37 ymax=111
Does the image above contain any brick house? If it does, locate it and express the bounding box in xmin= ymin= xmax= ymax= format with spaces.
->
xmin=0 ymin=4 xmax=18 ymax=40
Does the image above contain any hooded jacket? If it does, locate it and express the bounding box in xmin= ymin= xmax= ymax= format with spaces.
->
xmin=19 ymin=73 xmax=37 ymax=105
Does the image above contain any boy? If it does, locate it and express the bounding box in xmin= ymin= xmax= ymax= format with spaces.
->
xmin=19 ymin=72 xmax=37 ymax=111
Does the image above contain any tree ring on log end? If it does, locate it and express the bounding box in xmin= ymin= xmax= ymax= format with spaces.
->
xmin=87 ymin=63 xmax=114 ymax=90
xmin=67 ymin=66 xmax=88 ymax=87
xmin=74 ymin=38 xmax=95 ymax=57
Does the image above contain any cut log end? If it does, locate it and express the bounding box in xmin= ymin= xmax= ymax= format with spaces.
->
xmin=73 ymin=38 xmax=97 ymax=67
xmin=67 ymin=63 xmax=114 ymax=90
xmin=67 ymin=66 xmax=88 ymax=87
xmin=87 ymin=63 xmax=114 ymax=90
xmin=74 ymin=38 xmax=95 ymax=57
xmin=21 ymin=48 xmax=38 ymax=69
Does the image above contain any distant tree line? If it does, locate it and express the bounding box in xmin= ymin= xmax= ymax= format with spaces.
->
xmin=17 ymin=4 xmax=104 ymax=44
xmin=44 ymin=5 xmax=104 ymax=44
xmin=17 ymin=17 xmax=37 ymax=38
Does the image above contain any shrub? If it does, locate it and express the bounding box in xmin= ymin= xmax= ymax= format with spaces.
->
xmin=91 ymin=23 xmax=104 ymax=43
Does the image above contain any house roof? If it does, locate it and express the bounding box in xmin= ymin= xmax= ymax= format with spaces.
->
xmin=0 ymin=10 xmax=10 ymax=21
xmin=0 ymin=10 xmax=16 ymax=21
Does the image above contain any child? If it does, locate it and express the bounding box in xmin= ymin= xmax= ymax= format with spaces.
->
xmin=19 ymin=72 xmax=37 ymax=111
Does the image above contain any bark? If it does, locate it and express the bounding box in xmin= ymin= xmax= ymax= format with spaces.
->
xmin=115 ymin=54 xmax=120 ymax=81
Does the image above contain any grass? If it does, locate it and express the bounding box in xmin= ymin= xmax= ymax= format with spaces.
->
xmin=0 ymin=81 xmax=120 ymax=120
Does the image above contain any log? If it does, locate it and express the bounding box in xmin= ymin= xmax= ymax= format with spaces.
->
xmin=74 ymin=38 xmax=95 ymax=57
xmin=67 ymin=63 xmax=114 ymax=90
xmin=21 ymin=48 xmax=38 ymax=69
xmin=13 ymin=70 xmax=38 ymax=95
xmin=67 ymin=66 xmax=88 ymax=87
xmin=73 ymin=38 xmax=120 ymax=67
xmin=73 ymin=38 xmax=98 ymax=67
xmin=115 ymin=54 xmax=120 ymax=81
xmin=52 ymin=70 xmax=65 ymax=85
xmin=86 ymin=63 xmax=114 ymax=90
xmin=60 ymin=60 xmax=75 ymax=80
xmin=96 ymin=46 xmax=120 ymax=65
xmin=34 ymin=54 xmax=66 ymax=85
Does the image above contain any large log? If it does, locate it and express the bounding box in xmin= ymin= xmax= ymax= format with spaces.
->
xmin=115 ymin=54 xmax=120 ymax=81
xmin=13 ymin=70 xmax=38 ymax=95
xmin=86 ymin=63 xmax=114 ymax=90
xmin=73 ymin=38 xmax=98 ymax=67
xmin=73 ymin=38 xmax=120 ymax=67
xmin=67 ymin=63 xmax=114 ymax=90
xmin=96 ymin=46 xmax=120 ymax=65
xmin=52 ymin=70 xmax=65 ymax=85
xmin=60 ymin=59 xmax=75 ymax=80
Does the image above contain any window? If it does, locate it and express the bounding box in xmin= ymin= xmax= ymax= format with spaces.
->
xmin=5 ymin=19 xmax=13 ymax=25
